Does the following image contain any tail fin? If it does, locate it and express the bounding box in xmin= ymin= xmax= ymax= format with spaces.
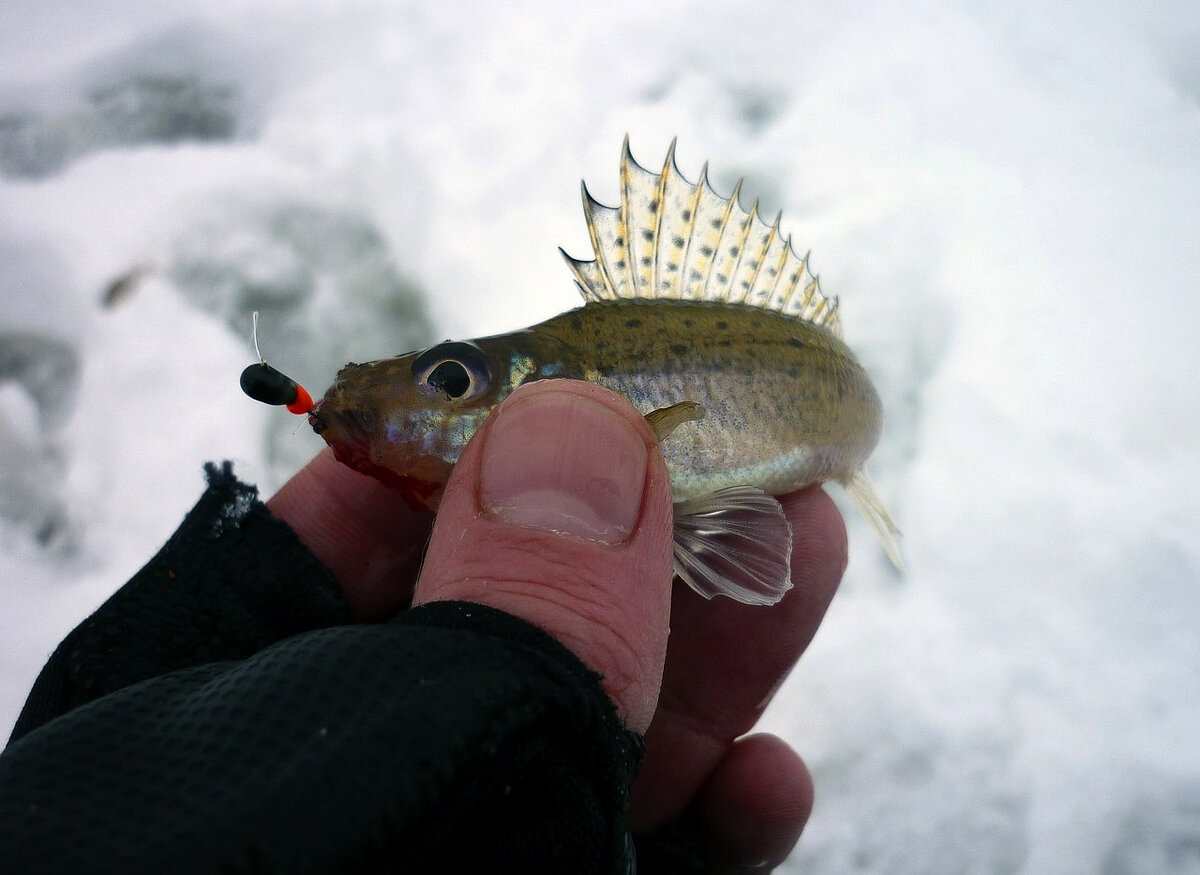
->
xmin=842 ymin=469 xmax=904 ymax=572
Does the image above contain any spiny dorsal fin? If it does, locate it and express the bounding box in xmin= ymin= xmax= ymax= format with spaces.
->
xmin=561 ymin=136 xmax=843 ymax=337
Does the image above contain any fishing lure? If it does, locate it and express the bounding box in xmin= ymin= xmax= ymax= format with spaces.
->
xmin=248 ymin=140 xmax=901 ymax=604
xmin=239 ymin=312 xmax=314 ymax=415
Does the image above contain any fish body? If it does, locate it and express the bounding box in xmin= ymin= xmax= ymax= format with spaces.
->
xmin=312 ymin=140 xmax=900 ymax=604
xmin=319 ymin=299 xmax=881 ymax=503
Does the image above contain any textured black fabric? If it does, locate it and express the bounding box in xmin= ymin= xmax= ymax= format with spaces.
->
xmin=9 ymin=461 xmax=353 ymax=744
xmin=0 ymin=462 xmax=702 ymax=874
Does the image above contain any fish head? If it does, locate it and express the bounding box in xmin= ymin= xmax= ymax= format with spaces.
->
xmin=309 ymin=338 xmax=507 ymax=511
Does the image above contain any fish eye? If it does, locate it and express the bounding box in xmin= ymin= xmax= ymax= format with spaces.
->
xmin=428 ymin=360 xmax=471 ymax=397
xmin=411 ymin=340 xmax=491 ymax=401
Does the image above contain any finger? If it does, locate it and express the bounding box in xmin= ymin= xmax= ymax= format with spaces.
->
xmin=695 ymin=734 xmax=812 ymax=873
xmin=630 ymin=486 xmax=847 ymax=830
xmin=267 ymin=448 xmax=434 ymax=620
xmin=413 ymin=380 xmax=676 ymax=733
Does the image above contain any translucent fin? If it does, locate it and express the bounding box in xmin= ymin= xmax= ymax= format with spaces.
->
xmin=580 ymin=181 xmax=636 ymax=300
xmin=626 ymin=137 xmax=670 ymax=299
xmin=561 ymin=136 xmax=843 ymax=337
xmin=842 ymin=469 xmax=904 ymax=571
xmin=644 ymin=400 xmax=705 ymax=441
xmin=672 ymin=486 xmax=794 ymax=606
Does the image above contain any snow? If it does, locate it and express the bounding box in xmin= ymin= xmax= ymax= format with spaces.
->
xmin=2 ymin=1 xmax=1199 ymax=871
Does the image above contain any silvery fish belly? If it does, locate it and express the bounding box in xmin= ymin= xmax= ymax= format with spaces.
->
xmin=311 ymin=139 xmax=901 ymax=605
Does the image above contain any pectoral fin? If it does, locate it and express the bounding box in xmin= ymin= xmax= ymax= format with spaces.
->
xmin=644 ymin=401 xmax=705 ymax=441
xmin=671 ymin=486 xmax=793 ymax=606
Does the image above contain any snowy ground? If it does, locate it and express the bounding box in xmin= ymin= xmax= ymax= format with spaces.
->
xmin=2 ymin=1 xmax=1199 ymax=871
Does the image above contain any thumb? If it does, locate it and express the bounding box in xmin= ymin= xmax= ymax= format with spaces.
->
xmin=412 ymin=380 xmax=675 ymax=733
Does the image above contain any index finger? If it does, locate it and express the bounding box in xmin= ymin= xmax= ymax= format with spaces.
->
xmin=267 ymin=449 xmax=434 ymax=620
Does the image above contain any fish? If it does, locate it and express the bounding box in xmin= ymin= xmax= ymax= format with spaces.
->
xmin=309 ymin=138 xmax=901 ymax=605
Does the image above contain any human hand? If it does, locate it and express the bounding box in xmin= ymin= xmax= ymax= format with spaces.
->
xmin=268 ymin=379 xmax=846 ymax=871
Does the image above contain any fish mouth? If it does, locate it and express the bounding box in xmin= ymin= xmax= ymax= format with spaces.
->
xmin=307 ymin=396 xmax=446 ymax=511
xmin=309 ymin=400 xmax=378 ymax=484
xmin=308 ymin=399 xmax=328 ymax=436
xmin=307 ymin=395 xmax=374 ymax=451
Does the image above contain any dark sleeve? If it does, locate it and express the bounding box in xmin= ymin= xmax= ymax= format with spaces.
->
xmin=0 ymin=463 xmax=646 ymax=874
xmin=7 ymin=461 xmax=355 ymax=743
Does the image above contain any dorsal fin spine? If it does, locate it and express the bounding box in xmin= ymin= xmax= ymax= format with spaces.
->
xmin=694 ymin=165 xmax=732 ymax=303
xmin=799 ymin=272 xmax=819 ymax=311
xmin=619 ymin=153 xmax=638 ymax=296
xmin=618 ymin=135 xmax=642 ymax=298
xmin=763 ymin=228 xmax=791 ymax=306
xmin=580 ymin=181 xmax=618 ymax=301
xmin=712 ymin=180 xmax=751 ymax=304
xmin=741 ymin=208 xmax=777 ymax=306
xmin=562 ymin=247 xmax=595 ymax=300
xmin=728 ymin=197 xmax=760 ymax=304
xmin=677 ymin=161 xmax=707 ymax=300
xmin=777 ymin=250 xmax=809 ymax=312
xmin=705 ymin=178 xmax=742 ymax=303
xmin=652 ymin=140 xmax=676 ymax=298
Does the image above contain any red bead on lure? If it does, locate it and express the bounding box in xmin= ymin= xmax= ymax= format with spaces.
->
xmin=238 ymin=312 xmax=313 ymax=415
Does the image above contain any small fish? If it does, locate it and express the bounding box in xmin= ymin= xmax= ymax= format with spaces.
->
xmin=308 ymin=139 xmax=901 ymax=605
